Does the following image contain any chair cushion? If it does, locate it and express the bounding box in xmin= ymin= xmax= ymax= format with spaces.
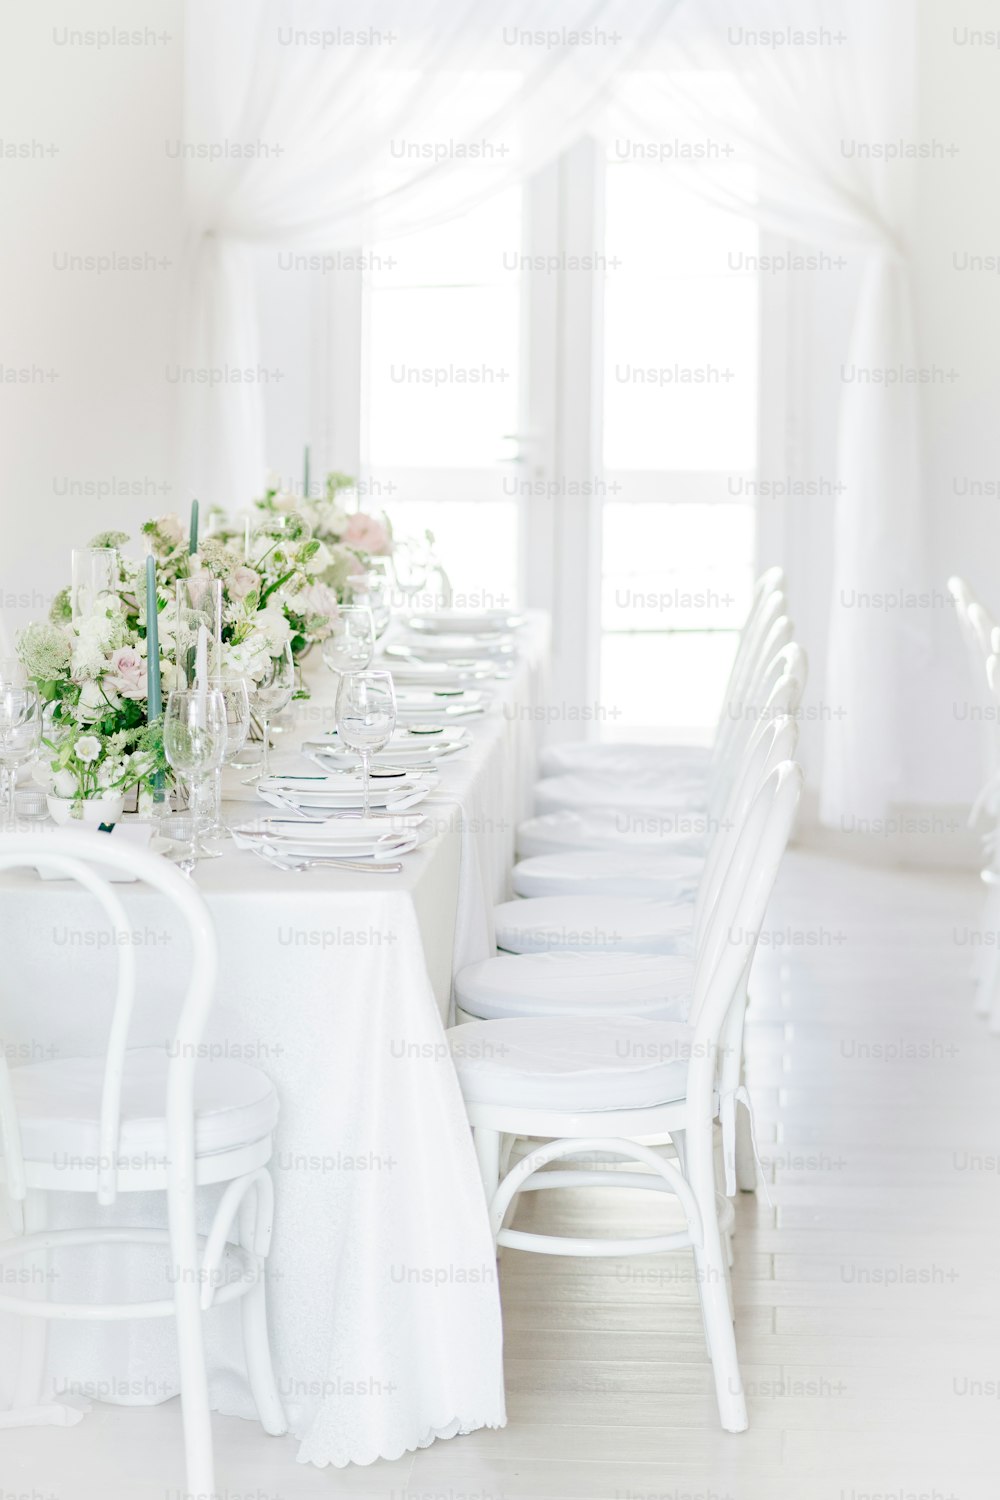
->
xmin=516 ymin=809 xmax=712 ymax=859
xmin=511 ymin=850 xmax=703 ymax=900
xmin=10 ymin=1048 xmax=279 ymax=1165
xmin=454 ymin=951 xmax=694 ymax=1022
xmin=539 ymin=742 xmax=713 ymax=778
xmin=493 ymin=894 xmax=695 ymax=955
xmin=448 ymin=1017 xmax=696 ymax=1111
xmin=534 ymin=772 xmax=707 ymax=816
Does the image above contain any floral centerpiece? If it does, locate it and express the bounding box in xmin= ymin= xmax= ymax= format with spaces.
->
xmin=254 ymin=471 xmax=393 ymax=657
xmin=16 ymin=512 xmax=335 ymax=814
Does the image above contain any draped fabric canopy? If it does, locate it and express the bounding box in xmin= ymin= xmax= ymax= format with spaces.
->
xmin=179 ymin=0 xmax=678 ymax=505
xmin=601 ymin=0 xmax=923 ymax=822
xmin=181 ymin=0 xmax=922 ymax=824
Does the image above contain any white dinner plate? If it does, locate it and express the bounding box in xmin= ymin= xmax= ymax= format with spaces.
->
xmin=394 ymin=689 xmax=489 ymax=719
xmin=232 ymin=817 xmax=421 ymax=860
xmin=257 ymin=775 xmax=431 ymax=811
xmin=407 ymin=609 xmax=526 ymax=635
xmin=385 ymin=660 xmax=496 ymax=687
xmin=388 ymin=634 xmax=515 ymax=660
xmin=310 ymin=742 xmax=466 ymax=770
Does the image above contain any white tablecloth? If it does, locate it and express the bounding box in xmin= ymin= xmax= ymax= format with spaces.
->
xmin=0 ymin=616 xmax=549 ymax=1468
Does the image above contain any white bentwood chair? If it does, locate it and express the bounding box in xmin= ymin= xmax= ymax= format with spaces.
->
xmin=510 ymin=650 xmax=806 ymax=901
xmin=517 ymin=614 xmax=796 ymax=859
xmin=447 ymin=761 xmax=804 ymax=1434
xmin=537 ymin=566 xmax=786 ymax=781
xmin=494 ymin=647 xmax=806 ymax=954
xmin=0 ymin=831 xmax=286 ymax=1496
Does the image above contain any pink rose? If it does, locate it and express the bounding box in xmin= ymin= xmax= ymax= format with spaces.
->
xmin=343 ymin=512 xmax=390 ymax=556
xmin=106 ymin=646 xmax=148 ymax=701
xmin=155 ymin=515 xmax=186 ymax=548
xmin=229 ymin=565 xmax=260 ymax=601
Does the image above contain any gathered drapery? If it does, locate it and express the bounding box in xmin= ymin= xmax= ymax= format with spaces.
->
xmin=181 ymin=0 xmax=922 ymax=824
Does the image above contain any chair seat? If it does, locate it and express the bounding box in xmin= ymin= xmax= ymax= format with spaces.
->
xmin=512 ymin=850 xmax=703 ymax=900
xmin=516 ymin=808 xmax=712 ymax=859
xmin=454 ymin=950 xmax=694 ymax=1021
xmin=493 ymin=894 xmax=695 ymax=955
xmin=448 ymin=1017 xmax=695 ymax=1111
xmin=9 ymin=1048 xmax=279 ymax=1166
xmin=539 ymin=741 xmax=713 ymax=779
xmin=534 ymin=772 xmax=707 ymax=816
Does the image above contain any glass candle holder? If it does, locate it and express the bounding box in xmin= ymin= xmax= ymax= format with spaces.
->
xmin=71 ymin=548 xmax=118 ymax=622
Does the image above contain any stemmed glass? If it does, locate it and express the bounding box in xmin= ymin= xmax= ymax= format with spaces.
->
xmin=391 ymin=538 xmax=431 ymax=613
xmin=243 ymin=644 xmax=295 ymax=784
xmin=162 ymin=689 xmax=228 ymax=869
xmin=321 ymin=607 xmax=375 ymax=683
xmin=0 ymin=683 xmax=42 ymax=830
xmin=335 ymin=670 xmax=397 ymax=818
xmin=350 ymin=571 xmax=392 ymax=641
xmin=202 ymin=676 xmax=251 ymax=837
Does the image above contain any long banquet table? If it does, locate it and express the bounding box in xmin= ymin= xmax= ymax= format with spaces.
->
xmin=0 ymin=616 xmax=550 ymax=1469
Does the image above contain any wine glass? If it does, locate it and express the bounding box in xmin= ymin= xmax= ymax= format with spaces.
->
xmin=350 ymin=571 xmax=392 ymax=641
xmin=0 ymin=684 xmax=41 ymax=830
xmin=243 ymin=644 xmax=295 ymax=784
xmin=203 ymin=676 xmax=251 ymax=836
xmin=321 ymin=607 xmax=375 ymax=682
xmin=391 ymin=538 xmax=431 ymax=613
xmin=335 ymin=670 xmax=397 ymax=818
xmin=163 ymin=689 xmax=227 ymax=867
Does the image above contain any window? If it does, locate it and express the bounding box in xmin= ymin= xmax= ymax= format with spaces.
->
xmin=600 ymin=154 xmax=759 ymax=741
xmin=363 ymin=189 xmax=523 ymax=609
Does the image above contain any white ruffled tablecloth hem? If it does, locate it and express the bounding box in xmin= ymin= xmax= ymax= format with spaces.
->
xmin=295 ymin=1406 xmax=507 ymax=1469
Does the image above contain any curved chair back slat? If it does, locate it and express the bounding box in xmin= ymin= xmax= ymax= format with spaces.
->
xmin=689 ymin=761 xmax=803 ymax=1047
xmin=0 ymin=832 xmax=217 ymax=1208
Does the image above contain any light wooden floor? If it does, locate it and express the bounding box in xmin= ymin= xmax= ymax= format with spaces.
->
xmin=5 ymin=849 xmax=997 ymax=1497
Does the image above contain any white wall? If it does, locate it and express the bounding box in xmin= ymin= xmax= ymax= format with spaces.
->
xmin=0 ymin=1 xmax=184 ymax=637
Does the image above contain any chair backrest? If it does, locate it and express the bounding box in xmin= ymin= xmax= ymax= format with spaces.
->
xmin=967 ymin=601 xmax=995 ymax=663
xmin=687 ymin=762 xmax=803 ymax=1095
xmin=715 ymin=588 xmax=788 ymax=748
xmin=707 ymin=647 xmax=805 ymax=822
xmin=713 ymin=607 xmax=794 ymax=769
xmin=696 ymin=712 xmax=800 ymax=942
xmin=714 ymin=627 xmax=803 ymax=782
xmin=716 ymin=567 xmax=785 ymax=712
xmin=0 ymin=831 xmax=218 ymax=1208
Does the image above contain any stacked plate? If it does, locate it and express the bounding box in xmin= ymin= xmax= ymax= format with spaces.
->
xmin=255 ymin=773 xmax=432 ymax=815
xmin=306 ymin=729 xmax=468 ymax=773
xmin=232 ymin=816 xmax=421 ymax=863
xmin=393 ymin=688 xmax=490 ymax=721
xmin=382 ymin=658 xmax=498 ymax=688
xmin=407 ymin=609 xmax=526 ymax=635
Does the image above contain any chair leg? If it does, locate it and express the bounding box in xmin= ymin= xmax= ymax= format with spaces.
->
xmin=239 ymin=1182 xmax=287 ymax=1437
xmin=734 ymin=1068 xmax=758 ymax=1194
xmin=688 ymin=1124 xmax=748 ymax=1433
xmin=12 ymin=1190 xmax=48 ymax=1411
xmin=169 ymin=1182 xmax=215 ymax=1498
xmin=474 ymin=1127 xmax=502 ymax=1202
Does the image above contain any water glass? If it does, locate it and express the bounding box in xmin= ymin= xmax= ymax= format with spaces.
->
xmin=243 ymin=645 xmax=295 ymax=784
xmin=202 ymin=676 xmax=251 ymax=836
xmin=71 ymin=548 xmax=118 ymax=622
xmin=175 ymin=578 xmax=223 ymax=688
xmin=163 ymin=689 xmax=228 ymax=865
xmin=335 ymin=670 xmax=397 ymax=817
xmin=321 ymin=607 xmax=375 ymax=680
xmin=0 ymin=684 xmax=42 ymax=830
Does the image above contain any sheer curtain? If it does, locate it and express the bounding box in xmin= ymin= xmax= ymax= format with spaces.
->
xmin=606 ymin=0 xmax=922 ymax=824
xmin=179 ymin=0 xmax=677 ymax=507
